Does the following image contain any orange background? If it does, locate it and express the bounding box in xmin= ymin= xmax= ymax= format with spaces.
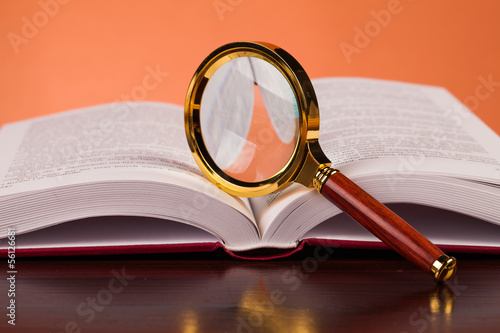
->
xmin=1 ymin=0 xmax=499 ymax=135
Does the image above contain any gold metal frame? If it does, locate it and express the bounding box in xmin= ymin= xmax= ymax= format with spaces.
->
xmin=185 ymin=41 xmax=331 ymax=197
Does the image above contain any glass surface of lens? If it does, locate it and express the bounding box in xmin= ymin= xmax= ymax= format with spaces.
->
xmin=200 ymin=56 xmax=299 ymax=183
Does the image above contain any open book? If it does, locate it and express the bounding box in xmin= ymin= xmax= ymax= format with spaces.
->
xmin=1 ymin=78 xmax=499 ymax=258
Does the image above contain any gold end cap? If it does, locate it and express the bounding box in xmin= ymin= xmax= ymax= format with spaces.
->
xmin=431 ymin=255 xmax=457 ymax=283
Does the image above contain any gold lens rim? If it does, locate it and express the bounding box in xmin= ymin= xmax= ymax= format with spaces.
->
xmin=184 ymin=41 xmax=323 ymax=197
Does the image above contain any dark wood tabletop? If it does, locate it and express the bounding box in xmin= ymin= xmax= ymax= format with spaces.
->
xmin=2 ymin=246 xmax=499 ymax=333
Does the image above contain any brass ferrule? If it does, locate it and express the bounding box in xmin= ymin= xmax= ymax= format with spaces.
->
xmin=313 ymin=166 xmax=339 ymax=193
xmin=431 ymin=255 xmax=457 ymax=283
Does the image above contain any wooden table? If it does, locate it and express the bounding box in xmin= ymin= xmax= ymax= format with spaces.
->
xmin=2 ymin=247 xmax=499 ymax=332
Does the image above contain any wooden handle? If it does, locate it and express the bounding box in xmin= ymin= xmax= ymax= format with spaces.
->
xmin=320 ymin=171 xmax=456 ymax=281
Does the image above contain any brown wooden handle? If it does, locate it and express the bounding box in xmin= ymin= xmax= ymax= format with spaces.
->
xmin=321 ymin=171 xmax=452 ymax=278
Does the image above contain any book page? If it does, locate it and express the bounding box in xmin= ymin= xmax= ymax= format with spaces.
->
xmin=0 ymin=102 xmax=199 ymax=193
xmin=252 ymin=78 xmax=500 ymax=239
xmin=0 ymin=102 xmax=258 ymax=248
xmin=314 ymin=78 xmax=500 ymax=180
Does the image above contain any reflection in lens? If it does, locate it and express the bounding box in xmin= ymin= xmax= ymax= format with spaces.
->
xmin=200 ymin=57 xmax=299 ymax=182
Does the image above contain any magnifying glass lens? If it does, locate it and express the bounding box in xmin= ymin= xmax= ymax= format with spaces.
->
xmin=200 ymin=57 xmax=299 ymax=182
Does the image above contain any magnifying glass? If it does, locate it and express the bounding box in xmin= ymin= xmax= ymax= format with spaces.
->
xmin=184 ymin=41 xmax=456 ymax=283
